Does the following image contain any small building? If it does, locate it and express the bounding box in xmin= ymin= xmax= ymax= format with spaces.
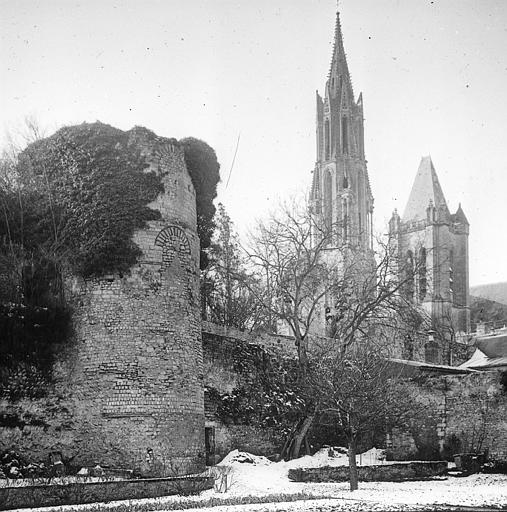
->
xmin=460 ymin=330 xmax=507 ymax=371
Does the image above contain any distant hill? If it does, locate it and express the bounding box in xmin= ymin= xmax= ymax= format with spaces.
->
xmin=470 ymin=282 xmax=507 ymax=306
xmin=470 ymin=295 xmax=507 ymax=331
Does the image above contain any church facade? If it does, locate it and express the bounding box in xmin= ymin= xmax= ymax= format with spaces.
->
xmin=310 ymin=10 xmax=470 ymax=355
xmin=389 ymin=157 xmax=470 ymax=361
xmin=310 ymin=13 xmax=374 ymax=252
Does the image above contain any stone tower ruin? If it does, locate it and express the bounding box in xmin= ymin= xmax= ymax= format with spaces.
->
xmin=66 ymin=127 xmax=205 ymax=474
xmin=2 ymin=127 xmax=206 ymax=476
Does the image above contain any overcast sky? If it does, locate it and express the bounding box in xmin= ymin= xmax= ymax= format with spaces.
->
xmin=1 ymin=0 xmax=506 ymax=286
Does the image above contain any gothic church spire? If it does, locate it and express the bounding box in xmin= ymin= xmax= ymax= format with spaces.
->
xmin=311 ymin=8 xmax=373 ymax=253
xmin=328 ymin=10 xmax=353 ymax=99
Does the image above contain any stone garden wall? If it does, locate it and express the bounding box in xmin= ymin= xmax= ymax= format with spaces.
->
xmin=0 ymin=476 xmax=213 ymax=510
xmin=388 ymin=372 xmax=507 ymax=462
xmin=288 ymin=461 xmax=448 ymax=482
xmin=202 ymin=323 xmax=291 ymax=462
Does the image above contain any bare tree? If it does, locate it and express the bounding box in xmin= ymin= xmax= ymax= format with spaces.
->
xmin=245 ymin=198 xmax=346 ymax=458
xmin=246 ymin=198 xmax=341 ymax=375
xmin=1 ymin=115 xmax=49 ymax=174
xmin=310 ymin=323 xmax=422 ymax=490
xmin=201 ymin=203 xmax=267 ymax=330
xmin=0 ymin=116 xmax=50 ymax=299
xmin=245 ymin=197 xmax=424 ymax=464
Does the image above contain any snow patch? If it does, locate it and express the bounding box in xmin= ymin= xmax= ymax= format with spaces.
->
xmin=218 ymin=449 xmax=271 ymax=466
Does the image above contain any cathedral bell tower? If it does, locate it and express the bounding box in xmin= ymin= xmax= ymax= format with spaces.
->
xmin=310 ymin=11 xmax=374 ymax=251
xmin=390 ymin=156 xmax=470 ymax=363
xmin=309 ymin=10 xmax=375 ymax=336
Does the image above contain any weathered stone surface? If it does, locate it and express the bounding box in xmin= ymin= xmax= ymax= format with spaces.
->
xmin=202 ymin=325 xmax=287 ymax=461
xmin=389 ymin=372 xmax=507 ymax=462
xmin=0 ymin=130 xmax=205 ymax=475
xmin=288 ymin=461 xmax=448 ymax=482
xmin=0 ymin=476 xmax=214 ymax=510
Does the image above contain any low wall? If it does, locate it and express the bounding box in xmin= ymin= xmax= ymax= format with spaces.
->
xmin=213 ymin=423 xmax=280 ymax=462
xmin=202 ymin=322 xmax=296 ymax=357
xmin=388 ymin=372 xmax=507 ymax=461
xmin=288 ymin=461 xmax=447 ymax=482
xmin=0 ymin=476 xmax=214 ymax=510
xmin=202 ymin=325 xmax=287 ymax=461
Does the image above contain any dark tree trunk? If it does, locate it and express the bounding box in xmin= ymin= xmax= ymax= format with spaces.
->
xmin=304 ymin=435 xmax=311 ymax=455
xmin=278 ymin=419 xmax=302 ymax=461
xmin=289 ymin=414 xmax=315 ymax=459
xmin=348 ymin=438 xmax=359 ymax=491
xmin=296 ymin=335 xmax=308 ymax=381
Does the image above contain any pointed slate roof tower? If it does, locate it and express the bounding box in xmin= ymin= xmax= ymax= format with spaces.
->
xmin=390 ymin=157 xmax=470 ymax=356
xmin=310 ymin=9 xmax=374 ymax=252
xmin=403 ymin=156 xmax=449 ymax=222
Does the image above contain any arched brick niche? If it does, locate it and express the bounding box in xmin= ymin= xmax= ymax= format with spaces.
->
xmin=155 ymin=225 xmax=191 ymax=270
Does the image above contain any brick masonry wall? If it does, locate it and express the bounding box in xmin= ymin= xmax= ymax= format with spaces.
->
xmin=445 ymin=373 xmax=507 ymax=460
xmin=0 ymin=129 xmax=205 ymax=475
xmin=202 ymin=322 xmax=296 ymax=358
xmin=388 ymin=371 xmax=507 ymax=462
xmin=213 ymin=423 xmax=280 ymax=460
xmin=387 ymin=376 xmax=446 ymax=461
xmin=288 ymin=461 xmax=448 ymax=482
xmin=0 ymin=476 xmax=214 ymax=510
xmin=202 ymin=324 xmax=292 ymax=460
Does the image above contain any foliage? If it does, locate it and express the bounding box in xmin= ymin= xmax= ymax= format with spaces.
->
xmin=470 ymin=295 xmax=507 ymax=332
xmin=204 ymin=334 xmax=304 ymax=436
xmin=246 ymin=196 xmax=422 ymax=468
xmin=0 ymin=123 xmax=221 ymax=396
xmin=0 ymin=122 xmax=162 ymax=396
xmin=180 ymin=137 xmax=220 ymax=270
xmin=2 ymin=124 xmax=221 ymax=278
xmin=8 ymin=122 xmax=164 ymax=277
xmin=201 ymin=204 xmax=266 ymax=329
xmin=214 ymin=374 xmax=305 ymax=435
xmin=0 ymin=255 xmax=71 ymax=399
xmin=501 ymin=371 xmax=507 ymax=393
xmin=1 ymin=491 xmax=323 ymax=512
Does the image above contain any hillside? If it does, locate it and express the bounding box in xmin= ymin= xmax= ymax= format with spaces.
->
xmin=470 ymin=295 xmax=507 ymax=331
xmin=470 ymin=282 xmax=507 ymax=306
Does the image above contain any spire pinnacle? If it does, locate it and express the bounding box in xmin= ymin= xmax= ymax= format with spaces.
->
xmin=328 ymin=9 xmax=353 ymax=97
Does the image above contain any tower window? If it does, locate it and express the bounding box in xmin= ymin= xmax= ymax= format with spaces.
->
xmin=405 ymin=250 xmax=414 ymax=300
xmin=449 ymin=249 xmax=454 ymax=303
xmin=341 ymin=117 xmax=348 ymax=155
xmin=324 ymin=171 xmax=333 ymax=231
xmin=325 ymin=119 xmax=330 ymax=160
xmin=419 ymin=247 xmax=427 ymax=301
xmin=342 ymin=198 xmax=349 ymax=243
